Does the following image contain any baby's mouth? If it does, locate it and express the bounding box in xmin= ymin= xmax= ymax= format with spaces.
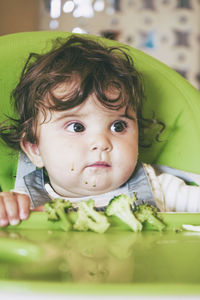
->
xmin=86 ymin=161 xmax=111 ymax=168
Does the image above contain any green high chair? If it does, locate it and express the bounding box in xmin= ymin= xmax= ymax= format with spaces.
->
xmin=0 ymin=32 xmax=200 ymax=297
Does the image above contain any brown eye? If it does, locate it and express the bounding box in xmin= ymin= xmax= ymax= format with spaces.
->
xmin=111 ymin=121 xmax=127 ymax=132
xmin=67 ymin=122 xmax=85 ymax=132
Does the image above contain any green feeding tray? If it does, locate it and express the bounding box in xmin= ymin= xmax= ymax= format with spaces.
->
xmin=0 ymin=212 xmax=200 ymax=296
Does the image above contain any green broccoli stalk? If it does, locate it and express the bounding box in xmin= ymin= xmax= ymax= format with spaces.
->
xmin=73 ymin=199 xmax=110 ymax=234
xmin=134 ymin=203 xmax=165 ymax=231
xmin=105 ymin=194 xmax=142 ymax=232
xmin=44 ymin=198 xmax=72 ymax=232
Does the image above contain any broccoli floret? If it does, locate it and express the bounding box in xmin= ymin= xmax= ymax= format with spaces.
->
xmin=105 ymin=194 xmax=142 ymax=232
xmin=44 ymin=198 xmax=72 ymax=232
xmin=73 ymin=199 xmax=110 ymax=234
xmin=134 ymin=203 xmax=165 ymax=231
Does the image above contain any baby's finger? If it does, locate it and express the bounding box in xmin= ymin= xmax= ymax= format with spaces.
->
xmin=16 ymin=193 xmax=30 ymax=220
xmin=3 ymin=193 xmax=20 ymax=226
xmin=0 ymin=195 xmax=9 ymax=227
xmin=32 ymin=205 xmax=45 ymax=212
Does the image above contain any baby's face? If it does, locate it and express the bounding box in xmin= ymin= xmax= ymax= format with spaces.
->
xmin=25 ymin=90 xmax=138 ymax=198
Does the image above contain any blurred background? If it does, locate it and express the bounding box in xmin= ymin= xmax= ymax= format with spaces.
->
xmin=0 ymin=0 xmax=199 ymax=89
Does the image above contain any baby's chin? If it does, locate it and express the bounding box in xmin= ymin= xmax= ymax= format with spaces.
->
xmin=52 ymin=175 xmax=129 ymax=198
xmin=78 ymin=180 xmax=123 ymax=196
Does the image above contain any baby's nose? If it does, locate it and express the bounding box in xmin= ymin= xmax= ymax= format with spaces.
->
xmin=90 ymin=135 xmax=112 ymax=152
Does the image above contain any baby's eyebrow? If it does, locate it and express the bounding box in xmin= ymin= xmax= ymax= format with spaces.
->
xmin=52 ymin=112 xmax=85 ymax=122
xmin=119 ymin=114 xmax=137 ymax=122
xmin=52 ymin=112 xmax=137 ymax=122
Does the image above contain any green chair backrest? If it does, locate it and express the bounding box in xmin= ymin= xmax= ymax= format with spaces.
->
xmin=0 ymin=31 xmax=200 ymax=191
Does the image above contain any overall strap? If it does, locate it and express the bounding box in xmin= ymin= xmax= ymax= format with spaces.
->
xmin=14 ymin=151 xmax=51 ymax=208
xmin=127 ymin=163 xmax=156 ymax=208
xmin=14 ymin=151 xmax=36 ymax=190
xmin=24 ymin=169 xmax=51 ymax=208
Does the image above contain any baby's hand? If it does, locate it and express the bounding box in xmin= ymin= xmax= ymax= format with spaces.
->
xmin=0 ymin=192 xmax=30 ymax=227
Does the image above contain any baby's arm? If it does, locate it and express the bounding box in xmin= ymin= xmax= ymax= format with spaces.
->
xmin=158 ymin=173 xmax=200 ymax=212
xmin=0 ymin=192 xmax=30 ymax=227
xmin=144 ymin=164 xmax=200 ymax=212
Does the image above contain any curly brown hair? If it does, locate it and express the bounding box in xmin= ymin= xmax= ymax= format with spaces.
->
xmin=0 ymin=35 xmax=163 ymax=150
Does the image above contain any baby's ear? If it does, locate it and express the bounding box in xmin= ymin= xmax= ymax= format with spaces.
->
xmin=20 ymin=140 xmax=44 ymax=168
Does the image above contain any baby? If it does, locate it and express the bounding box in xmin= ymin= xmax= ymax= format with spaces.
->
xmin=0 ymin=35 xmax=200 ymax=227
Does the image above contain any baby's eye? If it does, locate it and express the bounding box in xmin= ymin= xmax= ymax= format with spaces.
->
xmin=110 ymin=120 xmax=127 ymax=133
xmin=66 ymin=122 xmax=85 ymax=132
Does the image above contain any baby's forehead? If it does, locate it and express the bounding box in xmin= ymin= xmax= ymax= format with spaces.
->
xmin=39 ymin=95 xmax=136 ymax=124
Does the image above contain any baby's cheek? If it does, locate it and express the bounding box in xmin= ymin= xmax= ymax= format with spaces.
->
xmin=120 ymin=166 xmax=134 ymax=183
xmin=119 ymin=156 xmax=137 ymax=179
